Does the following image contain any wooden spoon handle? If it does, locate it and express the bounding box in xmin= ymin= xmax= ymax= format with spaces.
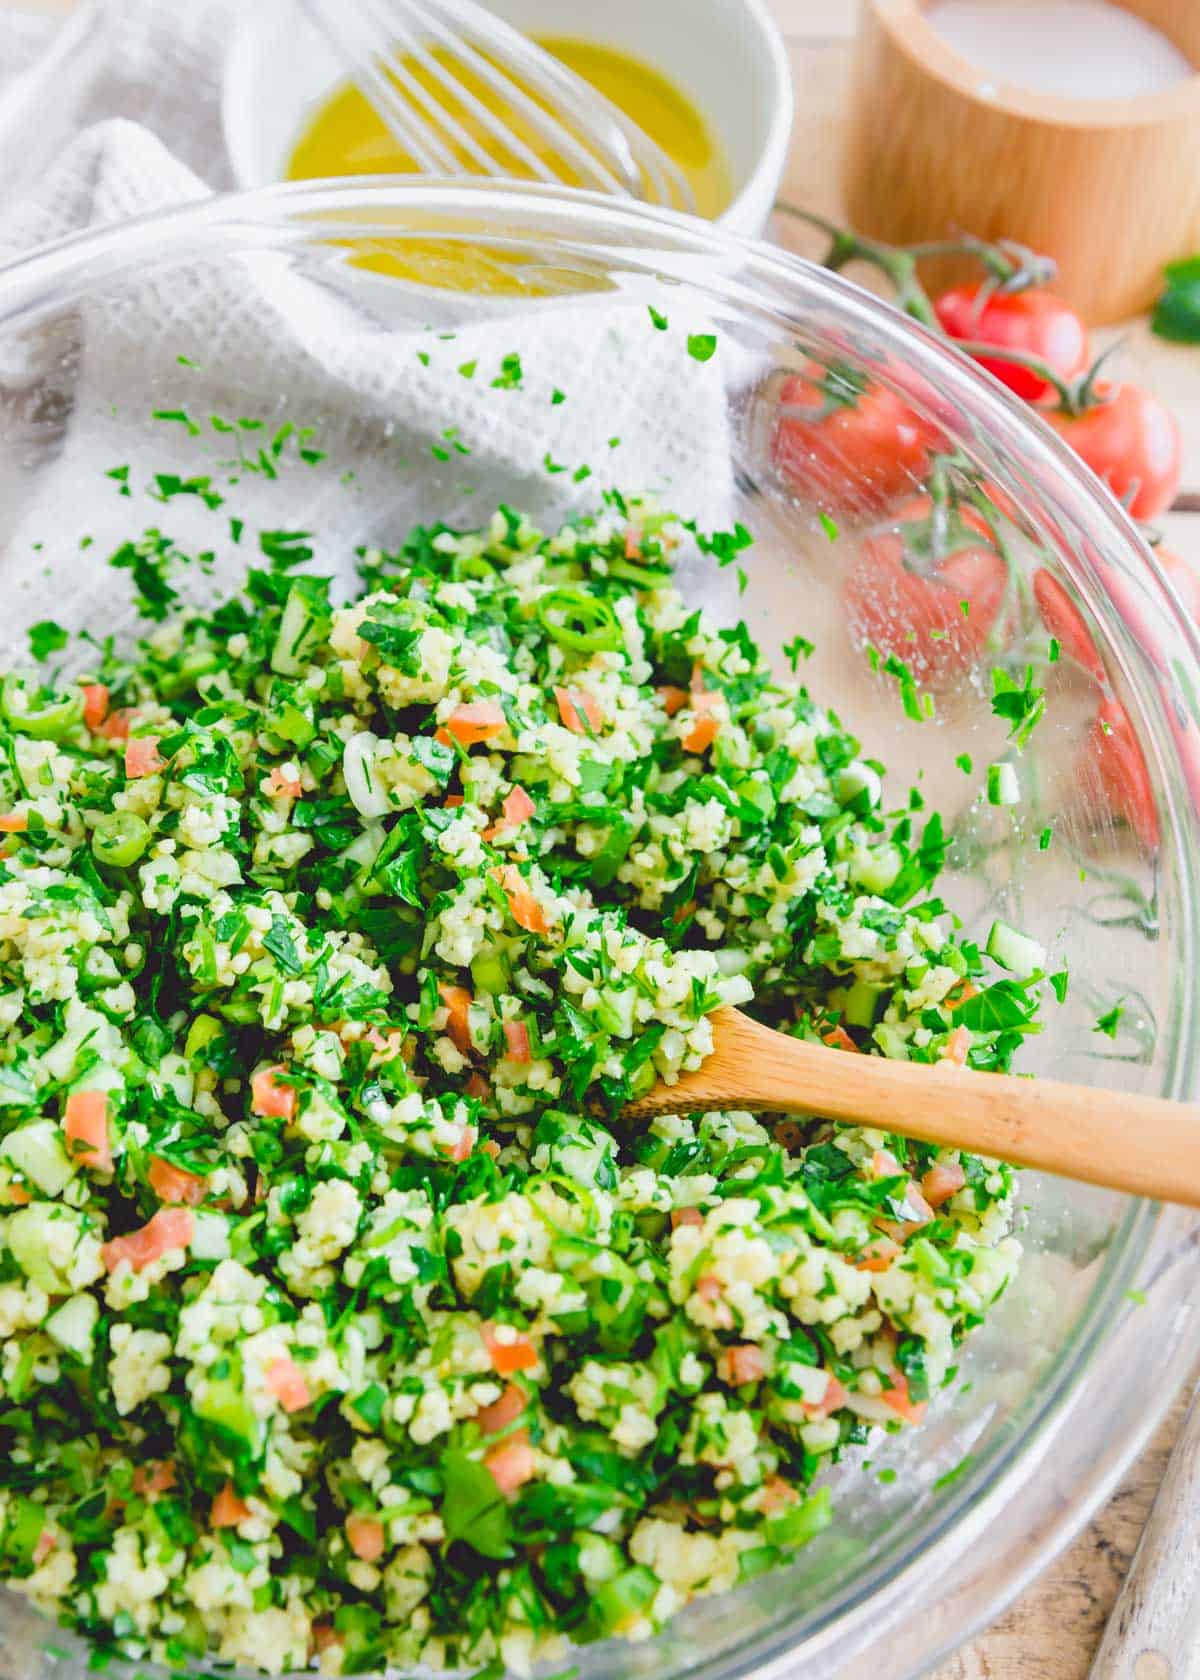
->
xmin=1089 ymin=1388 xmax=1200 ymax=1679
xmin=633 ymin=1010 xmax=1200 ymax=1207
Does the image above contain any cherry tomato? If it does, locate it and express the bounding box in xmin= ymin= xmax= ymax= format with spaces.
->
xmin=934 ymin=284 xmax=1088 ymax=402
xmin=1155 ymin=546 xmax=1200 ymax=620
xmin=1083 ymin=697 xmax=1158 ymax=850
xmin=843 ymin=495 xmax=1009 ymax=685
xmin=1047 ymin=383 xmax=1181 ymax=520
xmin=1032 ymin=569 xmax=1106 ymax=684
xmin=773 ymin=366 xmax=934 ymax=517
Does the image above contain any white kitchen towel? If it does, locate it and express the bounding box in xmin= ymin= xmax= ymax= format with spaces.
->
xmin=0 ymin=1 xmax=738 ymax=654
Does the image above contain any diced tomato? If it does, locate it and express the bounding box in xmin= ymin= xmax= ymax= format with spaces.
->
xmin=210 ymin=1481 xmax=252 ymax=1528
xmin=670 ymin=1206 xmax=704 ymax=1229
xmin=364 ymin=1026 xmax=405 ymax=1065
xmin=101 ymin=1207 xmax=194 ymax=1274
xmin=943 ymin=979 xmax=978 ymax=1012
xmin=81 ymin=684 xmax=109 ymax=731
xmin=465 ymin=1072 xmax=491 ymax=1102
xmin=444 ymin=793 xmax=465 ymax=808
xmin=942 ymin=1026 xmax=971 ymax=1066
xmin=63 ymin=1089 xmax=112 ymax=1173
xmin=484 ymin=1428 xmax=537 ymax=1497
xmin=124 ymin=736 xmax=163 ymax=779
xmin=346 ymin=1513 xmax=386 ymax=1562
xmin=760 ymin=1475 xmax=796 ymax=1516
xmin=482 ymin=1322 xmax=538 ymax=1375
xmin=445 ymin=700 xmax=506 ymax=747
xmin=625 ymin=525 xmax=643 ymax=559
xmin=266 ymin=766 xmax=302 ymax=799
xmin=773 ymin=1120 xmax=804 ymax=1150
xmin=0 ymin=813 xmax=27 ymax=833
xmin=483 ymin=784 xmax=536 ymax=841
xmin=876 ymin=1184 xmax=935 ymax=1243
xmin=147 ymin=1156 xmax=207 ymax=1206
xmin=266 ymin=1356 xmax=312 ymax=1414
xmin=869 ymin=1148 xmax=903 ymax=1180
xmin=98 ymin=708 xmax=136 ymax=741
xmin=439 ymin=1126 xmax=476 ymax=1163
xmin=2 ymin=1184 xmax=32 ymax=1206
xmin=803 ymin=1374 xmax=849 ymax=1420
xmin=251 ymin=1065 xmax=297 ymax=1121
xmin=682 ymin=713 xmax=720 ymax=755
xmin=818 ymin=1021 xmax=858 ymax=1053
xmin=502 ymin=1020 xmax=531 ymax=1063
xmin=33 ymin=1529 xmax=55 ymax=1566
xmin=437 ymin=984 xmax=474 ymax=1055
xmin=855 ymin=1236 xmax=901 ymax=1272
xmin=311 ymin=1624 xmax=340 ymax=1655
xmin=478 ymin=1138 xmax=501 ymax=1160
xmin=494 ymin=864 xmax=550 ymax=934
xmin=554 ymin=687 xmax=603 ymax=735
xmin=880 ymin=1370 xmax=928 ymax=1424
xmin=694 ymin=1273 xmax=734 ymax=1329
xmin=724 ymin=1344 xmax=767 ymax=1385
xmin=132 ymin=1460 xmax=177 ymax=1499
xmin=922 ymin=1161 xmax=966 ymax=1208
xmin=658 ymin=685 xmax=689 ymax=716
xmin=476 ymin=1382 xmax=527 ymax=1435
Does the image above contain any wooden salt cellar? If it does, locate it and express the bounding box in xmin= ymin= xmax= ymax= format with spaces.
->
xmin=842 ymin=0 xmax=1200 ymax=323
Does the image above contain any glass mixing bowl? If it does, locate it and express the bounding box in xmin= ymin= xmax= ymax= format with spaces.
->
xmin=0 ymin=180 xmax=1198 ymax=1680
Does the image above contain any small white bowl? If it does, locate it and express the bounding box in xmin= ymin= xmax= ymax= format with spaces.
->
xmin=222 ymin=0 xmax=793 ymax=238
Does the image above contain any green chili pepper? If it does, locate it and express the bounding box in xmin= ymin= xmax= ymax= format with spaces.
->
xmin=535 ymin=587 xmax=622 ymax=653
xmin=91 ymin=810 xmax=151 ymax=868
xmin=1 ymin=673 xmax=84 ymax=740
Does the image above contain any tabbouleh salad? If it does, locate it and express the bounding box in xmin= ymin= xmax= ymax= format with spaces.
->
xmin=0 ymin=492 xmax=1039 ymax=1675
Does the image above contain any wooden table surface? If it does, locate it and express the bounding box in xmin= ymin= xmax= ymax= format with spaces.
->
xmin=4 ymin=0 xmax=1200 ymax=1674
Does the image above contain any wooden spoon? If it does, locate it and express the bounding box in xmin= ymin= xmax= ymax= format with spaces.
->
xmin=625 ymin=1008 xmax=1200 ymax=1208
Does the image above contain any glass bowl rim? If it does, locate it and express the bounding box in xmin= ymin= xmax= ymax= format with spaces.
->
xmin=0 ymin=174 xmax=1195 ymax=1679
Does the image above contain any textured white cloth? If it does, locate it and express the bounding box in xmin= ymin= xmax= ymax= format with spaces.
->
xmin=0 ymin=0 xmax=737 ymax=654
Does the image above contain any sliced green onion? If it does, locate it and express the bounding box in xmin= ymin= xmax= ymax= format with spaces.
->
xmin=1 ymin=674 xmax=84 ymax=740
xmin=91 ymin=810 xmax=151 ymax=867
xmin=987 ymin=761 xmax=1020 ymax=806
xmin=535 ymin=588 xmax=621 ymax=653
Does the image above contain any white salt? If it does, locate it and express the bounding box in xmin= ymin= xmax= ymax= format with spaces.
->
xmin=926 ymin=0 xmax=1194 ymax=100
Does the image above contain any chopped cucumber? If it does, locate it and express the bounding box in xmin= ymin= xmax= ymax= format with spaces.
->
xmin=184 ymin=1013 xmax=223 ymax=1062
xmin=986 ymin=920 xmax=1046 ymax=980
xmin=194 ymin=1367 xmax=262 ymax=1453
xmin=830 ymin=978 xmax=887 ymax=1030
xmin=594 ymin=986 xmax=636 ymax=1038
xmin=7 ymin=1204 xmax=88 ymax=1293
xmin=835 ymin=761 xmax=882 ymax=811
xmin=851 ymin=842 xmax=903 ymax=895
xmin=271 ymin=583 xmax=330 ymax=677
xmin=44 ymin=1294 xmax=99 ymax=1361
xmin=3 ymin=1121 xmax=75 ymax=1198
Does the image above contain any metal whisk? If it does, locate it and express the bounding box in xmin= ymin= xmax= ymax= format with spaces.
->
xmin=300 ymin=0 xmax=696 ymax=213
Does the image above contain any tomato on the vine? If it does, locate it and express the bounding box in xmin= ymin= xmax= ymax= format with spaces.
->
xmin=1083 ymin=697 xmax=1158 ymax=850
xmin=934 ymin=284 xmax=1089 ymax=402
xmin=1047 ymin=383 xmax=1181 ymax=520
xmin=1155 ymin=547 xmax=1200 ymax=620
xmin=843 ymin=495 xmax=1009 ymax=684
xmin=1032 ymin=570 xmax=1106 ymax=684
xmin=772 ymin=365 xmax=935 ymax=516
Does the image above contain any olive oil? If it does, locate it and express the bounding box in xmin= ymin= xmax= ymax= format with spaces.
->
xmin=286 ymin=35 xmax=732 ymax=221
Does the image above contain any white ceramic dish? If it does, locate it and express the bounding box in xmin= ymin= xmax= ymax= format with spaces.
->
xmin=222 ymin=0 xmax=793 ymax=236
